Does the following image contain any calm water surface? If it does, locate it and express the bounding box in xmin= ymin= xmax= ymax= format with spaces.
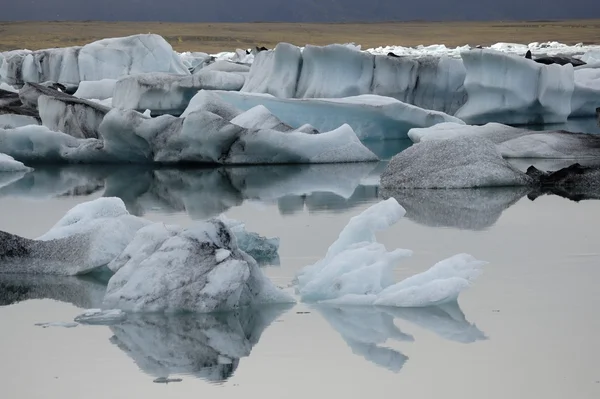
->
xmin=1 ymin=140 xmax=600 ymax=398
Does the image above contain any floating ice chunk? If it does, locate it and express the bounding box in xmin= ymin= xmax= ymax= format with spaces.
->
xmin=0 ymin=83 xmax=18 ymax=93
xmin=74 ymin=79 xmax=117 ymax=100
xmin=218 ymin=214 xmax=280 ymax=265
xmin=296 ymin=198 xmax=486 ymax=307
xmin=74 ymin=309 xmax=127 ymax=325
xmin=216 ymin=91 xmax=463 ymax=140
xmin=581 ymin=50 xmax=600 ymax=64
xmin=103 ymin=219 xmax=294 ymax=313
xmin=78 ymin=34 xmax=189 ymax=82
xmin=35 ymin=321 xmax=79 ymax=328
xmin=36 ymin=197 xmax=150 ymax=273
xmin=381 ymin=136 xmax=533 ymax=189
xmin=112 ymin=71 xmax=245 ymax=115
xmin=456 ymin=49 xmax=574 ymax=124
xmin=374 ymin=254 xmax=486 ymax=307
xmin=0 ymin=153 xmax=32 ymax=172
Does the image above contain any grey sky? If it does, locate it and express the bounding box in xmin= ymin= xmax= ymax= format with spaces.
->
xmin=1 ymin=0 xmax=599 ymax=22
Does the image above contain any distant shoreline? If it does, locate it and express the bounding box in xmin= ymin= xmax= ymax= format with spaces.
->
xmin=1 ymin=19 xmax=599 ymax=53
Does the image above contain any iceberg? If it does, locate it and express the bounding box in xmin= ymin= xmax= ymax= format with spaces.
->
xmin=409 ymin=122 xmax=600 ymax=159
xmin=103 ymin=220 xmax=294 ymax=313
xmin=241 ymin=43 xmax=466 ymax=115
xmin=74 ymin=309 xmax=127 ymax=325
xmin=456 ymin=49 xmax=574 ymax=124
xmin=218 ymin=214 xmax=280 ymax=265
xmin=0 ymin=113 xmax=40 ymax=129
xmin=571 ymin=68 xmax=600 ymax=117
xmin=1 ymin=35 xmax=188 ymax=86
xmin=0 ymin=153 xmax=32 ymax=172
xmin=296 ymin=198 xmax=487 ymax=306
xmin=215 ymin=91 xmax=463 ymax=140
xmin=381 ymin=136 xmax=533 ymax=189
xmin=78 ymin=34 xmax=189 ymax=82
xmin=112 ymin=71 xmax=245 ymax=115
xmin=98 ymin=107 xmax=377 ymax=164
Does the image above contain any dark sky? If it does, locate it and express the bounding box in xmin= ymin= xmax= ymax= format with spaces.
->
xmin=1 ymin=0 xmax=599 ymax=22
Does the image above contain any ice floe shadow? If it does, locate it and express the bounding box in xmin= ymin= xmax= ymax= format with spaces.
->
xmin=105 ymin=305 xmax=292 ymax=383
xmin=0 ymin=273 xmax=107 ymax=308
xmin=0 ymin=163 xmax=381 ymax=218
xmin=383 ymin=187 xmax=530 ymax=230
xmin=315 ymin=302 xmax=486 ymax=372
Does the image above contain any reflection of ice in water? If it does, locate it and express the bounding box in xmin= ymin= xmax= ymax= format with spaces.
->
xmin=316 ymin=302 xmax=486 ymax=372
xmin=107 ymin=305 xmax=291 ymax=383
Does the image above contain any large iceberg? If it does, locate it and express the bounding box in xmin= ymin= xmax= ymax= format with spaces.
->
xmin=381 ymin=136 xmax=533 ymax=189
xmin=456 ymin=49 xmax=574 ymax=124
xmin=215 ymin=91 xmax=463 ymax=140
xmin=295 ymin=198 xmax=487 ymax=306
xmin=241 ymin=43 xmax=466 ymax=115
xmin=409 ymin=122 xmax=600 ymax=159
xmin=1 ymin=35 xmax=189 ymax=86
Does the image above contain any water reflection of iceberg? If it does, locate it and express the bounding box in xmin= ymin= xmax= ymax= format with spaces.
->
xmin=0 ymin=274 xmax=106 ymax=308
xmin=0 ymin=163 xmax=381 ymax=218
xmin=382 ymin=187 xmax=529 ymax=230
xmin=316 ymin=303 xmax=486 ymax=372
xmin=109 ymin=305 xmax=291 ymax=383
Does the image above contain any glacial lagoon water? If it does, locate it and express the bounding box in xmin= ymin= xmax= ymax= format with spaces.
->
xmin=1 ymin=137 xmax=600 ymax=398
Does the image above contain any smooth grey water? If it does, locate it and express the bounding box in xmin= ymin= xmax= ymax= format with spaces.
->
xmin=1 ymin=151 xmax=600 ymax=398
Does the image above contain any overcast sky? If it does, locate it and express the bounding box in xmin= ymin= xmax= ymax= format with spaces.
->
xmin=1 ymin=0 xmax=599 ymax=22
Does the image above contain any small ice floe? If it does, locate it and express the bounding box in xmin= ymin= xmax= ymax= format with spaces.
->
xmin=74 ymin=309 xmax=127 ymax=325
xmin=296 ymin=198 xmax=487 ymax=307
xmin=153 ymin=377 xmax=183 ymax=384
xmin=35 ymin=321 xmax=78 ymax=328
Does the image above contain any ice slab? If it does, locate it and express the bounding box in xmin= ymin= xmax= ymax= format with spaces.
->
xmin=381 ymin=136 xmax=533 ymax=189
xmin=74 ymin=309 xmax=127 ymax=325
xmin=35 ymin=321 xmax=78 ymax=328
xmin=112 ymin=71 xmax=245 ymax=115
xmin=215 ymin=91 xmax=463 ymax=140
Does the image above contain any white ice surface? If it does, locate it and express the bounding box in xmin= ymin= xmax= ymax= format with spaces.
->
xmin=74 ymin=79 xmax=117 ymax=100
xmin=296 ymin=198 xmax=486 ymax=307
xmin=0 ymin=114 xmax=40 ymax=129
